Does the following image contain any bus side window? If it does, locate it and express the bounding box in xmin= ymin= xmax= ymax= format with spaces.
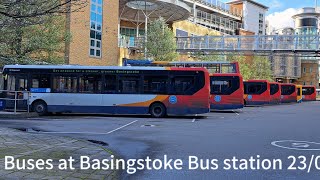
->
xmin=31 ymin=75 xmax=51 ymax=88
xmin=104 ymin=75 xmax=117 ymax=93
xmin=173 ymin=76 xmax=195 ymax=95
xmin=118 ymin=76 xmax=140 ymax=94
xmin=79 ymin=75 xmax=102 ymax=93
xmin=53 ymin=76 xmax=77 ymax=93
xmin=7 ymin=75 xmax=16 ymax=91
xmin=143 ymin=76 xmax=168 ymax=94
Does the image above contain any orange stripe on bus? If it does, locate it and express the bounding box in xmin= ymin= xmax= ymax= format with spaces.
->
xmin=119 ymin=95 xmax=169 ymax=107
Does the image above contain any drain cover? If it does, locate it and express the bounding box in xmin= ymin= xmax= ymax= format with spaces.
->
xmin=87 ymin=140 xmax=108 ymax=146
xmin=141 ymin=124 xmax=156 ymax=127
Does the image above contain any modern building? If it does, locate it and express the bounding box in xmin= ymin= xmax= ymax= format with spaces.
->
xmin=63 ymin=0 xmax=268 ymax=66
xmin=292 ymin=7 xmax=320 ymax=87
xmin=268 ymin=27 xmax=300 ymax=83
xmin=227 ymin=0 xmax=268 ymax=35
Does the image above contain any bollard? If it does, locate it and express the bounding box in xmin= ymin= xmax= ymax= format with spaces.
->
xmin=14 ymin=91 xmax=17 ymax=114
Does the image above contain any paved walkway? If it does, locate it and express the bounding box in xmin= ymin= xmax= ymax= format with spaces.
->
xmin=0 ymin=128 xmax=118 ymax=179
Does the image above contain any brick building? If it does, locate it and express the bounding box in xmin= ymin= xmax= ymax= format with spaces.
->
xmin=64 ymin=0 xmax=268 ymax=66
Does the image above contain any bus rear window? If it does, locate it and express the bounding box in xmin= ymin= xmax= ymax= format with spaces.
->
xmin=210 ymin=76 xmax=240 ymax=95
xmin=270 ymin=84 xmax=279 ymax=95
xmin=281 ymin=85 xmax=295 ymax=95
xmin=244 ymin=82 xmax=267 ymax=95
xmin=302 ymin=87 xmax=315 ymax=95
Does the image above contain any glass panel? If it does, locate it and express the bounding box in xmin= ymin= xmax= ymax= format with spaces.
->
xmin=96 ymin=50 xmax=101 ymax=57
xmin=97 ymin=24 xmax=101 ymax=31
xmin=90 ymin=49 xmax=95 ymax=56
xmin=90 ymin=30 xmax=96 ymax=38
xmin=143 ymin=76 xmax=168 ymax=94
xmin=79 ymin=75 xmax=102 ymax=93
xmin=53 ymin=76 xmax=77 ymax=93
xmin=90 ymin=22 xmax=96 ymax=29
xmin=91 ymin=4 xmax=96 ymax=12
xmin=119 ymin=76 xmax=140 ymax=94
xmin=97 ymin=6 xmax=102 ymax=14
xmin=96 ymin=32 xmax=101 ymax=40
xmin=90 ymin=12 xmax=96 ymax=21
xmin=104 ymin=75 xmax=117 ymax=93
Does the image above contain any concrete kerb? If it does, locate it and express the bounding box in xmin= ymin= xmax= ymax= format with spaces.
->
xmin=0 ymin=111 xmax=39 ymax=119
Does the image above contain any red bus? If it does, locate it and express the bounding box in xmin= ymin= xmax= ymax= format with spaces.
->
xmin=269 ymin=82 xmax=281 ymax=104
xmin=280 ymin=83 xmax=297 ymax=103
xmin=210 ymin=73 xmax=244 ymax=110
xmin=123 ymin=59 xmax=244 ymax=110
xmin=243 ymin=80 xmax=270 ymax=105
xmin=2 ymin=65 xmax=211 ymax=117
xmin=302 ymin=85 xmax=317 ymax=101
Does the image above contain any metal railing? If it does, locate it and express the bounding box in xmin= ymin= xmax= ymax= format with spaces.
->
xmin=191 ymin=9 xmax=243 ymax=33
xmin=190 ymin=0 xmax=243 ymax=17
xmin=0 ymin=90 xmax=30 ymax=114
xmin=118 ymin=36 xmax=144 ymax=49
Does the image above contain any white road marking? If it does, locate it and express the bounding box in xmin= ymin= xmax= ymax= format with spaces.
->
xmin=271 ymin=140 xmax=320 ymax=151
xmin=232 ymin=110 xmax=240 ymax=116
xmin=27 ymin=120 xmax=138 ymax=135
xmin=192 ymin=114 xmax=198 ymax=122
xmin=106 ymin=120 xmax=138 ymax=134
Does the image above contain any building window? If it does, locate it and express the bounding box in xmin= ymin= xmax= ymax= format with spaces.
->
xmin=310 ymin=82 xmax=313 ymax=85
xmin=310 ymin=67 xmax=313 ymax=73
xmin=89 ymin=0 xmax=103 ymax=58
xmin=258 ymin=13 xmax=264 ymax=35
xmin=120 ymin=28 xmax=145 ymax=37
xmin=303 ymin=67 xmax=306 ymax=73
xmin=303 ymin=82 xmax=306 ymax=85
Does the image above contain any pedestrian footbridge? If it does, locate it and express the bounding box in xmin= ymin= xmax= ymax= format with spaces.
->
xmin=175 ymin=35 xmax=320 ymax=57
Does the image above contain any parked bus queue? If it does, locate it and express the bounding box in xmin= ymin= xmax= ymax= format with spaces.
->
xmin=0 ymin=64 xmax=318 ymax=117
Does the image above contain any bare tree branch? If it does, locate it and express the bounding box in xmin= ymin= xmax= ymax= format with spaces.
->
xmin=0 ymin=0 xmax=88 ymax=19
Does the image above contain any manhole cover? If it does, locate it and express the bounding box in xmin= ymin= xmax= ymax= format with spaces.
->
xmin=141 ymin=124 xmax=156 ymax=127
xmin=87 ymin=140 xmax=108 ymax=146
xmin=271 ymin=140 xmax=320 ymax=150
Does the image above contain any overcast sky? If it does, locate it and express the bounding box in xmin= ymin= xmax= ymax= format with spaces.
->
xmin=221 ymin=0 xmax=318 ymax=29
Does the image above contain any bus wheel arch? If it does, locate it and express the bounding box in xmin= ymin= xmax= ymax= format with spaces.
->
xmin=32 ymin=100 xmax=48 ymax=116
xmin=149 ymin=102 xmax=167 ymax=118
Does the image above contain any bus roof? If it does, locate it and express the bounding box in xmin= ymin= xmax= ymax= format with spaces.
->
xmin=3 ymin=65 xmax=207 ymax=71
xmin=209 ymin=73 xmax=242 ymax=76
xmin=245 ymin=80 xmax=269 ymax=83
xmin=302 ymin=85 xmax=316 ymax=88
xmin=280 ymin=83 xmax=295 ymax=86
xmin=269 ymin=82 xmax=280 ymax=84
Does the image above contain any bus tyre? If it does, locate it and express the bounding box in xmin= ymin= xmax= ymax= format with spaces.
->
xmin=150 ymin=103 xmax=166 ymax=118
xmin=33 ymin=101 xmax=48 ymax=116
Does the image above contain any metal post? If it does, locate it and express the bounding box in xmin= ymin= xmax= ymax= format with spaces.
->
xmin=27 ymin=93 xmax=30 ymax=113
xmin=144 ymin=0 xmax=148 ymax=59
xmin=14 ymin=91 xmax=17 ymax=114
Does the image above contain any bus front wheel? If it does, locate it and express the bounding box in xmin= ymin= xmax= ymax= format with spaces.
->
xmin=33 ymin=101 xmax=48 ymax=116
xmin=150 ymin=103 xmax=167 ymax=118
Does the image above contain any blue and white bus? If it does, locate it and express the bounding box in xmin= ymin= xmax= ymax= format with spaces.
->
xmin=1 ymin=65 xmax=210 ymax=117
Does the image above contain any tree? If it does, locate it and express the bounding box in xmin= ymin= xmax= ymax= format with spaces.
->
xmin=226 ymin=54 xmax=272 ymax=81
xmin=0 ymin=0 xmax=87 ymax=19
xmin=0 ymin=16 xmax=71 ymax=65
xmin=251 ymin=56 xmax=273 ymax=81
xmin=193 ymin=52 xmax=225 ymax=61
xmin=146 ymin=17 xmax=178 ymax=61
xmin=0 ymin=0 xmax=87 ymax=65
